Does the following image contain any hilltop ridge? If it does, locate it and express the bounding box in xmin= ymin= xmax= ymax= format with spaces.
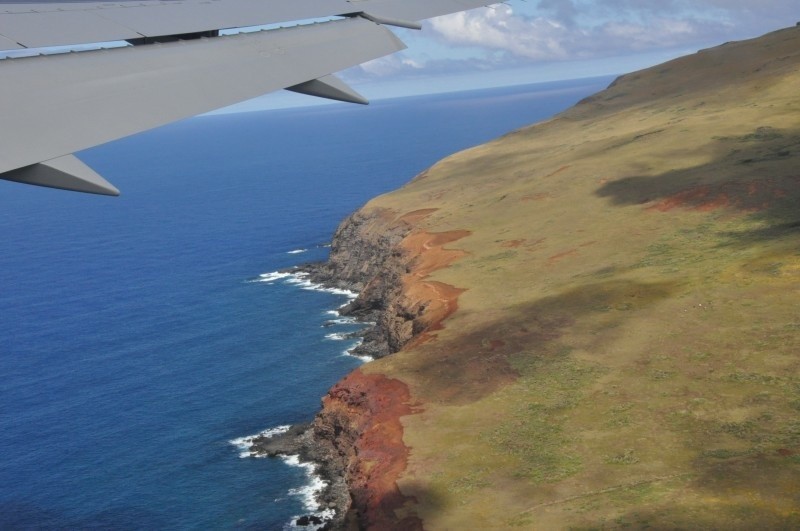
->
xmin=299 ymin=25 xmax=800 ymax=529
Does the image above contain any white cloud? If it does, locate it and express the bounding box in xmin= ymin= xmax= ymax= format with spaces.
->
xmin=430 ymin=7 xmax=573 ymax=60
xmin=345 ymin=0 xmax=798 ymax=83
xmin=344 ymin=54 xmax=426 ymax=82
xmin=428 ymin=4 xmax=737 ymax=62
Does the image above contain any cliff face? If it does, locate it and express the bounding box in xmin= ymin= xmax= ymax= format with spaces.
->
xmin=311 ymin=369 xmax=421 ymax=530
xmin=307 ymin=208 xmax=467 ymax=359
xmin=307 ymin=25 xmax=800 ymax=531
xmin=305 ymin=207 xmax=469 ymax=528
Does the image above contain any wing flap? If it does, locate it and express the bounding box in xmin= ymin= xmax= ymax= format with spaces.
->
xmin=0 ymin=0 xmax=354 ymax=49
xmin=0 ymin=9 xmax=142 ymax=49
xmin=0 ymin=18 xmax=405 ymax=177
xmin=0 ymin=0 xmax=494 ymax=50
xmin=349 ymin=0 xmax=494 ymax=22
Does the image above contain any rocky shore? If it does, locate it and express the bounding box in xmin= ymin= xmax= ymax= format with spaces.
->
xmin=247 ymin=207 xmax=446 ymax=530
xmin=248 ymin=25 xmax=800 ymax=530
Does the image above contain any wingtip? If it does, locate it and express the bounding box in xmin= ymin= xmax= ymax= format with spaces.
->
xmin=0 ymin=155 xmax=121 ymax=196
xmin=287 ymin=74 xmax=369 ymax=105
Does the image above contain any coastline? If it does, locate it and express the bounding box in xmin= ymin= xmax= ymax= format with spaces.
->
xmin=244 ymin=256 xmax=402 ymax=529
xmin=243 ymin=206 xmax=469 ymax=529
xmin=241 ymin=25 xmax=800 ymax=529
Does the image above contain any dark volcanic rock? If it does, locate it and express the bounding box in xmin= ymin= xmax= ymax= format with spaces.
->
xmin=297 ymin=208 xmax=422 ymax=360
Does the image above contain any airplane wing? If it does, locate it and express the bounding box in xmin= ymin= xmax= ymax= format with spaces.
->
xmin=0 ymin=0 xmax=495 ymax=196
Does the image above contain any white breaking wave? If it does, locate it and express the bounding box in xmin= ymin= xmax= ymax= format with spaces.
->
xmin=324 ymin=332 xmax=351 ymax=341
xmin=287 ymin=249 xmax=307 ymax=254
xmin=229 ymin=425 xmax=290 ymax=458
xmin=282 ymin=455 xmax=336 ymax=531
xmin=324 ymin=317 xmax=357 ymax=326
xmin=252 ymin=270 xmax=358 ymax=300
xmin=232 ymin=428 xmax=335 ymax=530
xmin=343 ymin=339 xmax=373 ymax=363
xmin=286 ymin=274 xmax=358 ymax=299
xmin=254 ymin=271 xmax=294 ymax=283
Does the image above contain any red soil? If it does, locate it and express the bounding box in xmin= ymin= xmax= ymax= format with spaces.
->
xmin=322 ymin=369 xmax=422 ymax=530
xmin=401 ymin=230 xmax=471 ymax=343
xmin=548 ymin=248 xmax=579 ymax=264
xmin=648 ymin=176 xmax=799 ymax=213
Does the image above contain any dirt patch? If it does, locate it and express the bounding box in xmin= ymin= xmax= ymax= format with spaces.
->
xmin=398 ymin=230 xmax=470 ymax=346
xmin=398 ymin=208 xmax=439 ymax=225
xmin=501 ymin=239 xmax=526 ymax=248
xmin=545 ymin=165 xmax=572 ymax=178
xmin=548 ymin=248 xmax=579 ymax=264
xmin=401 ymin=230 xmax=470 ymax=287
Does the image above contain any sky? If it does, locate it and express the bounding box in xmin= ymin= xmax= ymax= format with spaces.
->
xmin=228 ymin=0 xmax=798 ymax=111
xmin=350 ymin=1 xmax=798 ymax=90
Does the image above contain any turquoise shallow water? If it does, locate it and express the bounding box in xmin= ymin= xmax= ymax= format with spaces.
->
xmin=0 ymin=77 xmax=613 ymax=529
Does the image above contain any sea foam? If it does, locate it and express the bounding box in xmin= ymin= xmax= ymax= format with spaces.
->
xmin=282 ymin=455 xmax=335 ymax=531
xmin=343 ymin=338 xmax=373 ymax=363
xmin=253 ymin=271 xmax=294 ymax=283
xmin=232 ymin=427 xmax=334 ymax=530
xmin=254 ymin=270 xmax=358 ymax=300
xmin=229 ymin=425 xmax=291 ymax=458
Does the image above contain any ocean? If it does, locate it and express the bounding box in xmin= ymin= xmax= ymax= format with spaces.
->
xmin=0 ymin=76 xmax=613 ymax=529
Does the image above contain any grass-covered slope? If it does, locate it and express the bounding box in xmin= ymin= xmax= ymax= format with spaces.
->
xmin=357 ymin=26 xmax=800 ymax=528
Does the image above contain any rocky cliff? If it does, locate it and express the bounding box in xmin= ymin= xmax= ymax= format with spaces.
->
xmin=302 ymin=208 xmax=467 ymax=360
xmin=255 ymin=206 xmax=469 ymax=529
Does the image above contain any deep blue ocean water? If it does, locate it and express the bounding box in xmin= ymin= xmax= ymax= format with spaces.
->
xmin=0 ymin=76 xmax=613 ymax=529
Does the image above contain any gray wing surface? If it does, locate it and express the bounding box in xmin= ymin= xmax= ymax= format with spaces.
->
xmin=0 ymin=0 xmax=494 ymax=195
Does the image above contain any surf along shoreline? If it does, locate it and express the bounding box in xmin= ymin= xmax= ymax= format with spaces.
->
xmin=244 ymin=207 xmax=470 ymax=529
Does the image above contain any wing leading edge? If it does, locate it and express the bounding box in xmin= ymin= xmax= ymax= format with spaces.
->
xmin=0 ymin=0 xmax=496 ymax=195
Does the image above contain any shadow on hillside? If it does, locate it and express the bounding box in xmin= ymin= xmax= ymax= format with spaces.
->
xmin=407 ymin=279 xmax=678 ymax=405
xmin=594 ymin=125 xmax=800 ymax=246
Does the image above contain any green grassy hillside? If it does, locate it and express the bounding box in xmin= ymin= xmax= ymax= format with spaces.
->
xmin=357 ymin=25 xmax=800 ymax=529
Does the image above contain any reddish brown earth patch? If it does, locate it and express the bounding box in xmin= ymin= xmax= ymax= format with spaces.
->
xmin=548 ymin=248 xmax=579 ymax=264
xmin=488 ymin=339 xmax=506 ymax=350
xmin=399 ymin=230 xmax=470 ymax=347
xmin=405 ymin=281 xmax=466 ymax=348
xmin=398 ymin=208 xmax=439 ymax=225
xmin=648 ymin=176 xmax=800 ymax=213
xmin=501 ymin=239 xmax=526 ymax=248
xmin=321 ymin=370 xmax=421 ymax=530
xmin=545 ymin=165 xmax=571 ymax=178
xmin=401 ymin=230 xmax=470 ymax=282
